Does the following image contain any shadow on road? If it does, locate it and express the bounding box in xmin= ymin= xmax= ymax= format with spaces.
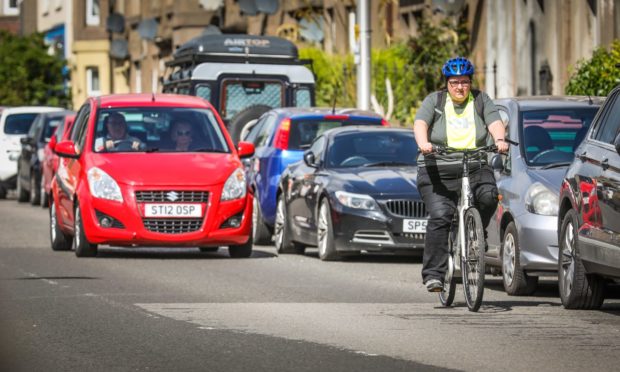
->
xmin=301 ymin=248 xmax=423 ymax=264
xmin=92 ymin=246 xmax=277 ymax=260
xmin=11 ymin=276 xmax=99 ymax=281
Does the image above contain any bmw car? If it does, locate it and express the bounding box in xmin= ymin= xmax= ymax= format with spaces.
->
xmin=275 ymin=126 xmax=425 ymax=260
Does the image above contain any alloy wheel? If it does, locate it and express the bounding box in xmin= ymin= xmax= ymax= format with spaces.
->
xmin=502 ymin=233 xmax=516 ymax=287
xmin=274 ymin=198 xmax=285 ymax=249
xmin=560 ymin=220 xmax=575 ymax=298
xmin=317 ymin=203 xmax=328 ymax=257
xmin=50 ymin=202 xmax=57 ymax=242
xmin=75 ymin=206 xmax=81 ymax=249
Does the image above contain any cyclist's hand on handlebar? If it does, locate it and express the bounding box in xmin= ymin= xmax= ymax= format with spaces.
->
xmin=495 ymin=139 xmax=509 ymax=154
xmin=419 ymin=142 xmax=434 ymax=154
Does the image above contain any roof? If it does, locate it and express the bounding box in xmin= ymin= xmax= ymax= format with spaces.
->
xmin=494 ymin=95 xmax=605 ymax=109
xmin=1 ymin=106 xmax=64 ymax=115
xmin=323 ymin=126 xmax=410 ymax=137
xmin=95 ymin=94 xmax=213 ymax=109
xmin=269 ymin=107 xmax=384 ymax=119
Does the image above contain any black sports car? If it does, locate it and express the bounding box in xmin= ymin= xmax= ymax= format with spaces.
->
xmin=275 ymin=126 xmax=427 ymax=260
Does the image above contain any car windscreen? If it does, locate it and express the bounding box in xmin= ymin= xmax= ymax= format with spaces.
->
xmin=288 ymin=118 xmax=382 ymax=150
xmin=520 ymin=108 xmax=599 ymax=166
xmin=326 ymin=131 xmax=418 ymax=168
xmin=42 ymin=117 xmax=64 ymax=141
xmin=3 ymin=113 xmax=39 ymax=135
xmin=92 ymin=107 xmax=229 ymax=153
xmin=221 ymin=80 xmax=283 ymax=120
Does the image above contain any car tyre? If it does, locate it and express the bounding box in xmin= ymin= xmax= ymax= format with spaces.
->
xmin=0 ymin=185 xmax=6 ymax=199
xmin=558 ymin=209 xmax=604 ymax=309
xmin=199 ymin=247 xmax=219 ymax=253
xmin=40 ymin=176 xmax=49 ymax=208
xmin=50 ymin=199 xmax=73 ymax=251
xmin=274 ymin=195 xmax=305 ymax=254
xmin=229 ymin=236 xmax=253 ymax=258
xmin=16 ymin=174 xmax=28 ymax=202
xmin=317 ymin=198 xmax=340 ymax=261
xmin=30 ymin=173 xmax=41 ymax=206
xmin=227 ymin=105 xmax=272 ymax=144
xmin=74 ymin=203 xmax=98 ymax=257
xmin=502 ymin=222 xmax=538 ymax=295
xmin=252 ymin=197 xmax=272 ymax=245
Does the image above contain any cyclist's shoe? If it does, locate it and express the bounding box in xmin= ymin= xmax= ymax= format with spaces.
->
xmin=425 ymin=279 xmax=444 ymax=292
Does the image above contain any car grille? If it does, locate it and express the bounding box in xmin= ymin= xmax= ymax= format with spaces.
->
xmin=385 ymin=200 xmax=427 ymax=218
xmin=143 ymin=218 xmax=203 ymax=234
xmin=135 ymin=190 xmax=209 ymax=203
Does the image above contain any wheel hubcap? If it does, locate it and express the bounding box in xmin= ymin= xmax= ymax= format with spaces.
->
xmin=75 ymin=206 xmax=81 ymax=248
xmin=50 ymin=203 xmax=57 ymax=242
xmin=318 ymin=203 xmax=328 ymax=256
xmin=503 ymin=233 xmax=516 ymax=286
xmin=30 ymin=176 xmax=36 ymax=201
xmin=252 ymin=198 xmax=258 ymax=238
xmin=274 ymin=199 xmax=284 ymax=249
xmin=560 ymin=221 xmax=575 ymax=297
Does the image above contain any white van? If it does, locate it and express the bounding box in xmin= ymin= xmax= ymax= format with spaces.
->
xmin=0 ymin=106 xmax=64 ymax=198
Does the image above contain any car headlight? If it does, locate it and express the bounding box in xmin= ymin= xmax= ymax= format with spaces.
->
xmin=221 ymin=168 xmax=247 ymax=201
xmin=87 ymin=167 xmax=123 ymax=202
xmin=335 ymin=191 xmax=378 ymax=210
xmin=525 ymin=182 xmax=558 ymax=216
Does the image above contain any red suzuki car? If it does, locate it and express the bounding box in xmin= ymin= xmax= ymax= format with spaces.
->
xmin=50 ymin=94 xmax=255 ymax=258
xmin=42 ymin=113 xmax=75 ymax=208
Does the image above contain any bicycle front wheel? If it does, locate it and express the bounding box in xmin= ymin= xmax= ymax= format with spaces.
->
xmin=462 ymin=208 xmax=485 ymax=312
xmin=439 ymin=228 xmax=457 ymax=306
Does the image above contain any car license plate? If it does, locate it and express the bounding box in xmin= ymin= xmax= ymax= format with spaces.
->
xmin=144 ymin=203 xmax=202 ymax=218
xmin=403 ymin=219 xmax=427 ymax=233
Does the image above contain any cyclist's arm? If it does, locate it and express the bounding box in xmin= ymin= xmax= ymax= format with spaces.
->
xmin=413 ymin=120 xmax=433 ymax=154
xmin=488 ymin=121 xmax=509 ymax=153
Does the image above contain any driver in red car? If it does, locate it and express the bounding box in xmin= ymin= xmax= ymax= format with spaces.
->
xmin=94 ymin=112 xmax=145 ymax=152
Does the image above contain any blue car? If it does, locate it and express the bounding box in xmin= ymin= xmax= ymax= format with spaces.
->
xmin=243 ymin=108 xmax=387 ymax=244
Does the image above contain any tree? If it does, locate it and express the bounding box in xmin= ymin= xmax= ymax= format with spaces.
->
xmin=565 ymin=40 xmax=620 ymax=97
xmin=0 ymin=31 xmax=70 ymax=107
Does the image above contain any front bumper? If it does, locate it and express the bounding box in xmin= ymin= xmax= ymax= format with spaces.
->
xmin=330 ymin=202 xmax=426 ymax=254
xmin=517 ymin=212 xmax=559 ymax=271
xmin=79 ymin=186 xmax=252 ymax=247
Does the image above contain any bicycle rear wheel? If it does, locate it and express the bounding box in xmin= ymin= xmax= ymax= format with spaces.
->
xmin=462 ymin=208 xmax=485 ymax=312
xmin=439 ymin=227 xmax=457 ymax=306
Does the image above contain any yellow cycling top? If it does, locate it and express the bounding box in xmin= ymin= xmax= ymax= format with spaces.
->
xmin=445 ymin=93 xmax=476 ymax=149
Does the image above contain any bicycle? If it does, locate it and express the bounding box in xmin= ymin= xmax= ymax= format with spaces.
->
xmin=434 ymin=141 xmax=516 ymax=312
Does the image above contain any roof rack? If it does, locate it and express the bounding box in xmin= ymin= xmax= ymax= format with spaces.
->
xmin=166 ymin=34 xmax=304 ymax=68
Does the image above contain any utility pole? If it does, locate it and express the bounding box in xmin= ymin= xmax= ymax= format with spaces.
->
xmin=356 ymin=0 xmax=371 ymax=110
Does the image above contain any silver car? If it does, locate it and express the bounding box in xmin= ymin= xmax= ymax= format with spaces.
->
xmin=486 ymin=96 xmax=603 ymax=295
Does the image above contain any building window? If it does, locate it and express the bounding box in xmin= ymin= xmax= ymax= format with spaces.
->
xmin=86 ymin=0 xmax=100 ymax=26
xmin=4 ymin=0 xmax=20 ymax=15
xmin=134 ymin=62 xmax=142 ymax=94
xmin=86 ymin=67 xmax=101 ymax=97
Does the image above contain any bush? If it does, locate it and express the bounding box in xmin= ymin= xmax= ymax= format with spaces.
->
xmin=565 ymin=40 xmax=620 ymax=96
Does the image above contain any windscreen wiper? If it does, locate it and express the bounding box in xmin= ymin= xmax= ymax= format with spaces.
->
xmin=193 ymin=148 xmax=230 ymax=153
xmin=541 ymin=162 xmax=572 ymax=169
xmin=362 ymin=161 xmax=413 ymax=167
xmin=145 ymin=147 xmax=160 ymax=153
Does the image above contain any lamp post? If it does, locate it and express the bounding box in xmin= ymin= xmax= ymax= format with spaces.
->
xmin=356 ymin=0 xmax=370 ymax=110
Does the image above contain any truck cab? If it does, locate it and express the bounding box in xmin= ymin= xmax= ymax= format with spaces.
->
xmin=163 ymin=34 xmax=316 ymax=143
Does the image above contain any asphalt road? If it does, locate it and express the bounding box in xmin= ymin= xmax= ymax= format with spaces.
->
xmin=1 ymin=196 xmax=619 ymax=372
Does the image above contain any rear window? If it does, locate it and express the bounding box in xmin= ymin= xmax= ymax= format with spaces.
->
xmin=3 ymin=113 xmax=39 ymax=135
xmin=288 ymin=118 xmax=381 ymax=150
xmin=221 ymin=80 xmax=284 ymax=120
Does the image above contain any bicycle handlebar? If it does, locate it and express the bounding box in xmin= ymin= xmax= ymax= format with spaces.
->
xmin=431 ymin=139 xmax=519 ymax=155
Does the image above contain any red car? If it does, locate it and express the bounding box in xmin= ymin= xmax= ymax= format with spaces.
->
xmin=50 ymin=94 xmax=255 ymax=258
xmin=42 ymin=114 xmax=75 ymax=208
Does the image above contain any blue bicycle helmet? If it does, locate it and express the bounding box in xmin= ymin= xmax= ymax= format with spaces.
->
xmin=442 ymin=57 xmax=475 ymax=77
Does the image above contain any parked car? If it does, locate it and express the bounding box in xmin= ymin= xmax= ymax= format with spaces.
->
xmin=243 ymin=108 xmax=388 ymax=245
xmin=16 ymin=110 xmax=75 ymax=205
xmin=276 ymin=126 xmax=424 ymax=260
xmin=42 ymin=114 xmax=76 ymax=208
xmin=50 ymin=94 xmax=255 ymax=258
xmin=0 ymin=106 xmax=64 ymax=198
xmin=558 ymin=86 xmax=620 ymax=309
xmin=486 ymin=96 xmax=603 ymax=295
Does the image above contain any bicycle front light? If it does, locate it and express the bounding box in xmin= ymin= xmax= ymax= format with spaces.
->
xmin=525 ymin=182 xmax=558 ymax=216
xmin=87 ymin=167 xmax=123 ymax=202
xmin=335 ymin=191 xmax=378 ymax=210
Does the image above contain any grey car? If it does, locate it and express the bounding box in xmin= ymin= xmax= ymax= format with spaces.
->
xmin=486 ymin=96 xmax=603 ymax=295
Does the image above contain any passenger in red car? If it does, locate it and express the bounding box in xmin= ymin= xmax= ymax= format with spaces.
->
xmin=94 ymin=112 xmax=144 ymax=152
xmin=170 ymin=120 xmax=193 ymax=151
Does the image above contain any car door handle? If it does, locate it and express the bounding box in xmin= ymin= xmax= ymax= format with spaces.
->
xmin=601 ymin=158 xmax=609 ymax=170
xmin=578 ymin=151 xmax=587 ymax=161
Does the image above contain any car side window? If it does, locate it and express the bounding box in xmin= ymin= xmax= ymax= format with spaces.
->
xmin=245 ymin=115 xmax=267 ymax=145
xmin=71 ymin=105 xmax=90 ymax=153
xmin=256 ymin=115 xmax=277 ymax=147
xmin=593 ymin=90 xmax=620 ymax=145
xmin=309 ymin=136 xmax=326 ymax=164
xmin=27 ymin=115 xmax=41 ymax=138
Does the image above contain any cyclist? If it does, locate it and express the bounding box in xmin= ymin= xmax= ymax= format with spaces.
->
xmin=413 ymin=57 xmax=508 ymax=292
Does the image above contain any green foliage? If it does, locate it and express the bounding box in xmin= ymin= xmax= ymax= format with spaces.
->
xmin=565 ymin=40 xmax=620 ymax=96
xmin=0 ymin=31 xmax=70 ymax=107
xmin=299 ymin=15 xmax=470 ymax=126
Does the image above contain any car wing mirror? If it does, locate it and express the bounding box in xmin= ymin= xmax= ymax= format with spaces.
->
xmin=20 ymin=137 xmax=32 ymax=145
xmin=491 ymin=154 xmax=505 ymax=172
xmin=237 ymin=141 xmax=255 ymax=158
xmin=54 ymin=140 xmax=79 ymax=159
xmin=303 ymin=150 xmax=317 ymax=168
xmin=48 ymin=135 xmax=57 ymax=151
xmin=615 ymin=133 xmax=620 ymax=155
